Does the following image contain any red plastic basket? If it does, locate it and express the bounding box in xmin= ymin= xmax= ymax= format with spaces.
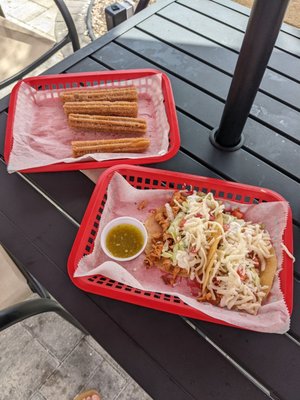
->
xmin=68 ymin=165 xmax=294 ymax=328
xmin=4 ymin=69 xmax=180 ymax=173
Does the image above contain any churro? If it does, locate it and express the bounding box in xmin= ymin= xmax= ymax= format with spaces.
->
xmin=63 ymin=101 xmax=138 ymax=118
xmin=60 ymin=86 xmax=138 ymax=103
xmin=68 ymin=114 xmax=147 ymax=135
xmin=71 ymin=138 xmax=150 ymax=157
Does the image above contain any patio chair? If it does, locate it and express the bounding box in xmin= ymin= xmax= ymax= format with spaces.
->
xmin=0 ymin=0 xmax=80 ymax=90
xmin=0 ymin=244 xmax=88 ymax=334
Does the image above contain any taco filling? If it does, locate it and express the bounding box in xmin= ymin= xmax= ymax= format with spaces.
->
xmin=144 ymin=190 xmax=277 ymax=315
xmin=200 ymin=211 xmax=276 ymax=315
xmin=144 ymin=191 xmax=224 ymax=286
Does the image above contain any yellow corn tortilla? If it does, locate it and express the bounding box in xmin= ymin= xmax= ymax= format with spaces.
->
xmin=202 ymin=223 xmax=277 ymax=300
xmin=144 ymin=212 xmax=162 ymax=254
xmin=260 ymin=247 xmax=277 ymax=298
xmin=202 ymin=214 xmax=223 ymax=292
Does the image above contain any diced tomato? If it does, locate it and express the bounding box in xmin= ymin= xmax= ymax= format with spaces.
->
xmin=189 ymin=245 xmax=198 ymax=254
xmin=231 ymin=208 xmax=244 ymax=219
xmin=212 ymin=277 xmax=220 ymax=286
xmin=252 ymin=256 xmax=260 ymax=269
xmin=248 ymin=251 xmax=261 ymax=269
xmin=195 ymin=213 xmax=203 ymax=218
xmin=237 ymin=268 xmax=247 ymax=281
xmin=209 ymin=213 xmax=215 ymax=221
xmin=179 ymin=218 xmax=186 ymax=228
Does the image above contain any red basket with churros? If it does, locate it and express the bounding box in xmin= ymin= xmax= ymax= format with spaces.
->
xmin=5 ymin=69 xmax=180 ymax=173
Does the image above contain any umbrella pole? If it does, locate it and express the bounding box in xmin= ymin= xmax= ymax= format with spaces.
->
xmin=210 ymin=0 xmax=290 ymax=151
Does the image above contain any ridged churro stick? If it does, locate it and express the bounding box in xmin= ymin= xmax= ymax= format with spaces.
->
xmin=60 ymin=86 xmax=138 ymax=103
xmin=68 ymin=114 xmax=147 ymax=135
xmin=72 ymin=138 xmax=150 ymax=157
xmin=63 ymin=101 xmax=138 ymax=118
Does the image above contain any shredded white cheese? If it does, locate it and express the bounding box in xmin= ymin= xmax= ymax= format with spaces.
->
xmin=206 ymin=214 xmax=273 ymax=314
xmin=281 ymin=243 xmax=295 ymax=261
xmin=160 ymin=191 xmax=278 ymax=314
xmin=162 ymin=192 xmax=223 ymax=283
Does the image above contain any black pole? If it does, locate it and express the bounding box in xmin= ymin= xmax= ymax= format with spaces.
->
xmin=135 ymin=0 xmax=151 ymax=14
xmin=211 ymin=0 xmax=289 ymax=151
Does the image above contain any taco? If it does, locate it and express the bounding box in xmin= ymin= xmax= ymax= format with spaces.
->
xmin=144 ymin=190 xmax=278 ymax=315
xmin=144 ymin=191 xmax=224 ymax=286
xmin=199 ymin=208 xmax=277 ymax=315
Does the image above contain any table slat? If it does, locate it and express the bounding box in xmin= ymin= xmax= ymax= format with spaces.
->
xmin=138 ymin=14 xmax=300 ymax=109
xmin=178 ymin=0 xmax=300 ymax=56
xmin=116 ymin=27 xmax=300 ymax=143
xmin=211 ymin=0 xmax=300 ymax=39
xmin=159 ymin=2 xmax=300 ymax=81
xmin=192 ymin=316 xmax=300 ymax=400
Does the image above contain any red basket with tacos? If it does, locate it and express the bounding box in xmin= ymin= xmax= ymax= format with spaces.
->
xmin=68 ymin=165 xmax=294 ymax=333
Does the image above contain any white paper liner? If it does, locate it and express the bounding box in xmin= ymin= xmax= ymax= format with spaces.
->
xmin=74 ymin=173 xmax=292 ymax=334
xmin=7 ymin=74 xmax=170 ymax=172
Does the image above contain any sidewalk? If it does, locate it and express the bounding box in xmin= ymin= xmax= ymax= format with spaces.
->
xmin=0 ymin=0 xmax=92 ymax=97
xmin=1 ymin=303 xmax=152 ymax=400
xmin=0 ymin=2 xmax=152 ymax=399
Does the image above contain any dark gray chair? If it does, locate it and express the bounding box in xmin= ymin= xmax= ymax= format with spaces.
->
xmin=0 ymin=0 xmax=80 ymax=90
xmin=0 ymin=244 xmax=87 ymax=334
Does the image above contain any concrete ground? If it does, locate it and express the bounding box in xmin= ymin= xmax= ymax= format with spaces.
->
xmin=0 ymin=0 xmax=92 ymax=97
xmin=0 ymin=2 xmax=152 ymax=399
xmin=1 ymin=303 xmax=152 ymax=400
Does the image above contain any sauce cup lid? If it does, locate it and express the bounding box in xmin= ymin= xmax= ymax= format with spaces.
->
xmin=100 ymin=216 xmax=148 ymax=262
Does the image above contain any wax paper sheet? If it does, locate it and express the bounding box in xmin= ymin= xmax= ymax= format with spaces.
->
xmin=74 ymin=173 xmax=292 ymax=333
xmin=7 ymin=74 xmax=170 ymax=172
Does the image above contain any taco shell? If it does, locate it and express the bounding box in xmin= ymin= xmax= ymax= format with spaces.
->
xmin=202 ymin=214 xmax=223 ymax=292
xmin=144 ymin=212 xmax=162 ymax=255
xmin=260 ymin=247 xmax=277 ymax=298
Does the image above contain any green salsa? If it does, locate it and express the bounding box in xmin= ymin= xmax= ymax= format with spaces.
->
xmin=106 ymin=223 xmax=144 ymax=258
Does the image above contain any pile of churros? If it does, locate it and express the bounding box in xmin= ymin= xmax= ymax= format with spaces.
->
xmin=60 ymin=86 xmax=149 ymax=157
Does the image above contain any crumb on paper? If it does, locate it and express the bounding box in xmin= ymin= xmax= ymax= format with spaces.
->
xmin=137 ymin=200 xmax=148 ymax=210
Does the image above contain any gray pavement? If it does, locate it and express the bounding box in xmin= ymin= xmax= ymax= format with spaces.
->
xmin=1 ymin=299 xmax=152 ymax=399
xmin=0 ymin=0 xmax=92 ymax=97
xmin=0 ymin=1 xmax=153 ymax=398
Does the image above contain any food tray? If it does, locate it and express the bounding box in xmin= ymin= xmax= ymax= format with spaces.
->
xmin=4 ymin=69 xmax=180 ymax=173
xmin=67 ymin=165 xmax=294 ymax=326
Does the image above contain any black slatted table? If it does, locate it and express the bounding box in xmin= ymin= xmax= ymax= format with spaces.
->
xmin=1 ymin=1 xmax=300 ymax=399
